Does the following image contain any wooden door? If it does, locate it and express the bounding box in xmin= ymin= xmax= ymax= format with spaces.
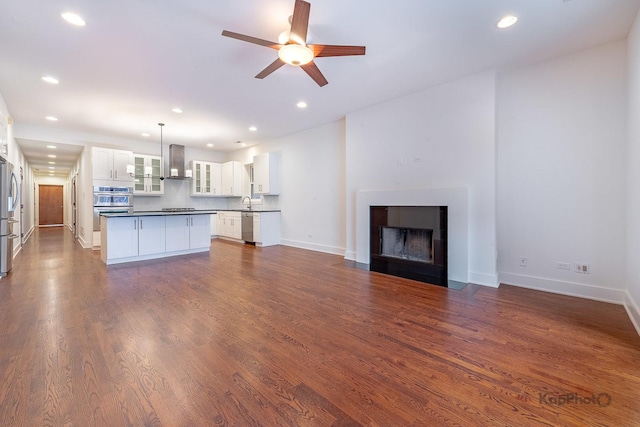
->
xmin=39 ymin=185 xmax=63 ymax=226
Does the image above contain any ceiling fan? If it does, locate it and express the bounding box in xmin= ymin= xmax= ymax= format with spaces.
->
xmin=222 ymin=0 xmax=366 ymax=87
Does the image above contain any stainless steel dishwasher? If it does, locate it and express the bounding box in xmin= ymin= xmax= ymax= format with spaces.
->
xmin=241 ymin=211 xmax=255 ymax=243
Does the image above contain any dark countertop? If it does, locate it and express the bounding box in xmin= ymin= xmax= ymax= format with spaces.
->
xmin=101 ymin=209 xmax=281 ymax=218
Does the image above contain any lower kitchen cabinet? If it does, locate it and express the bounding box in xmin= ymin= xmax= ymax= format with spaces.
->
xmin=101 ymin=213 xmax=211 ymax=265
xmin=217 ymin=212 xmax=242 ymax=240
xmin=252 ymin=212 xmax=280 ymax=247
xmin=138 ymin=216 xmax=166 ymax=255
xmin=102 ymin=216 xmax=139 ymax=259
xmin=165 ymin=214 xmax=211 ymax=252
xmin=215 ymin=211 xmax=280 ymax=246
xmin=165 ymin=215 xmax=191 ymax=252
xmin=189 ymin=214 xmax=212 ymax=249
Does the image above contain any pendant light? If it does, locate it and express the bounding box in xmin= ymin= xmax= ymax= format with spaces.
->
xmin=158 ymin=122 xmax=165 ymax=180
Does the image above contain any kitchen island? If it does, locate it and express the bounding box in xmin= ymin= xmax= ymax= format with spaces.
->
xmin=100 ymin=209 xmax=282 ymax=265
xmin=100 ymin=211 xmax=215 ymax=265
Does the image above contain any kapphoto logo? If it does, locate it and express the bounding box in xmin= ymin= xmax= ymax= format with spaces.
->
xmin=539 ymin=392 xmax=611 ymax=407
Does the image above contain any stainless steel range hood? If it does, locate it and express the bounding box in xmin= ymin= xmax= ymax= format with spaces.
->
xmin=164 ymin=144 xmax=191 ymax=179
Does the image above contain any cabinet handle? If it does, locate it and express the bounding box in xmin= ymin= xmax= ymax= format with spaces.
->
xmin=186 ymin=217 xmax=189 ymax=226
xmin=110 ymin=170 xmax=113 ymax=178
xmin=140 ymin=219 xmax=143 ymax=229
xmin=134 ymin=219 xmax=137 ymax=230
xmin=115 ymin=170 xmax=118 ymax=179
xmin=190 ymin=217 xmax=193 ymax=226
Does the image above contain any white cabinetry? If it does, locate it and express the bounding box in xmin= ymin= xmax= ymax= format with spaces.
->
xmin=93 ymin=147 xmax=134 ymax=184
xmin=138 ymin=216 xmax=166 ymax=255
xmin=133 ymin=154 xmax=163 ymax=195
xmin=189 ymin=215 xmax=211 ymax=249
xmin=101 ymin=216 xmax=139 ymax=259
xmin=253 ymin=153 xmax=280 ymax=195
xmin=217 ymin=212 xmax=241 ymax=239
xmin=252 ymin=212 xmax=280 ymax=247
xmin=165 ymin=215 xmax=211 ymax=252
xmin=222 ymin=161 xmax=243 ymax=196
xmin=190 ymin=161 xmax=223 ymax=196
xmin=211 ymin=163 xmax=222 ymax=196
xmin=210 ymin=213 xmax=218 ymax=236
xmin=101 ymin=214 xmax=211 ymax=265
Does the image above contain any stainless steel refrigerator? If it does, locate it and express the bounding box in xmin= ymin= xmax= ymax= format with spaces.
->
xmin=0 ymin=157 xmax=19 ymax=277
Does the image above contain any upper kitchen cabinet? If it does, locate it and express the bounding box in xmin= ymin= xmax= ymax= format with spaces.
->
xmin=133 ymin=154 xmax=163 ymax=196
xmin=190 ymin=161 xmax=223 ymax=197
xmin=92 ymin=147 xmax=134 ymax=184
xmin=253 ymin=152 xmax=280 ymax=195
xmin=222 ymin=161 xmax=243 ymax=196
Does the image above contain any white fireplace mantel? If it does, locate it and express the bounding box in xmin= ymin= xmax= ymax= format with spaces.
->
xmin=355 ymin=188 xmax=469 ymax=284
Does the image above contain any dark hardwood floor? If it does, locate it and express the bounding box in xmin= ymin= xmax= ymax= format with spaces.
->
xmin=1 ymin=227 xmax=639 ymax=426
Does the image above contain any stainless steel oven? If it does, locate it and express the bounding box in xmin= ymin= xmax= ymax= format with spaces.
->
xmin=93 ymin=186 xmax=133 ymax=231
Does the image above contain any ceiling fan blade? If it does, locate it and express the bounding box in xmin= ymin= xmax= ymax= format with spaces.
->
xmin=255 ymin=59 xmax=286 ymax=79
xmin=222 ymin=30 xmax=282 ymax=50
xmin=309 ymin=44 xmax=366 ymax=58
xmin=301 ymin=61 xmax=328 ymax=87
xmin=289 ymin=0 xmax=311 ymax=45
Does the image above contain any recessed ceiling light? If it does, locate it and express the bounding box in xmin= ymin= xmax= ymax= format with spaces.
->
xmin=497 ymin=15 xmax=518 ymax=29
xmin=172 ymin=108 xmax=183 ymax=114
xmin=61 ymin=12 xmax=86 ymax=27
xmin=249 ymin=126 xmax=257 ymax=132
xmin=207 ymin=143 xmax=214 ymax=147
xmin=296 ymin=101 xmax=307 ymax=109
xmin=141 ymin=132 xmax=150 ymax=137
xmin=46 ymin=116 xmax=58 ymax=121
xmin=49 ymin=166 xmax=55 ymax=170
xmin=49 ymin=173 xmax=55 ymax=176
xmin=48 ymin=161 xmax=55 ymax=165
xmin=241 ymin=143 xmax=246 ymax=147
xmin=46 ymin=145 xmax=56 ymax=149
xmin=42 ymin=76 xmax=59 ymax=84
xmin=48 ymin=154 xmax=57 ymax=158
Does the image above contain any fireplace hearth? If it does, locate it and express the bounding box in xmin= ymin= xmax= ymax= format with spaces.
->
xmin=370 ymin=206 xmax=447 ymax=287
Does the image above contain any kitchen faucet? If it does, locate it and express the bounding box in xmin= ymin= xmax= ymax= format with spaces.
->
xmin=241 ymin=196 xmax=252 ymax=210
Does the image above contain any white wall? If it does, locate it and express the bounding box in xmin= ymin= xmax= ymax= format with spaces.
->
xmin=345 ymin=71 xmax=498 ymax=286
xmin=497 ymin=40 xmax=628 ymax=303
xmin=228 ymin=120 xmax=347 ymax=255
xmin=626 ymin=12 xmax=640 ymax=331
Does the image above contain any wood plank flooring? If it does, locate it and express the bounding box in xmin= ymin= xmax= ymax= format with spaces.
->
xmin=1 ymin=227 xmax=639 ymax=426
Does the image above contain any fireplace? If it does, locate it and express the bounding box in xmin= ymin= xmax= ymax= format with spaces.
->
xmin=370 ymin=206 xmax=447 ymax=287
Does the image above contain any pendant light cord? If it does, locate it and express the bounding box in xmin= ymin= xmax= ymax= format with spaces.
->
xmin=158 ymin=122 xmax=164 ymax=179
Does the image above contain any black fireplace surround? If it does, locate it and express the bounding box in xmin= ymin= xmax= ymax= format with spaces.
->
xmin=370 ymin=206 xmax=448 ymax=287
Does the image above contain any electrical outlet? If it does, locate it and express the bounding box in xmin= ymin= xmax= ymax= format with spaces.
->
xmin=519 ymin=257 xmax=527 ymax=267
xmin=557 ymin=262 xmax=571 ymax=270
xmin=575 ymin=263 xmax=590 ymax=274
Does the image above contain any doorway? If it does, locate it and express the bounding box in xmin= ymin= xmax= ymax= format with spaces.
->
xmin=39 ymin=185 xmax=64 ymax=226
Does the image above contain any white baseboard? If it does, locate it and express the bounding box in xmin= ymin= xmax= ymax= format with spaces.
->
xmin=24 ymin=226 xmax=35 ymax=242
xmin=624 ymin=292 xmax=640 ymax=337
xmin=469 ymin=272 xmax=499 ymax=288
xmin=500 ymin=272 xmax=625 ymax=304
xmin=78 ymin=235 xmax=92 ymax=249
xmin=280 ymin=239 xmax=345 ymax=257
xmin=344 ymin=250 xmax=356 ymax=261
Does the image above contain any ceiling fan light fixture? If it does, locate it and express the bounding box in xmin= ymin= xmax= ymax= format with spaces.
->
xmin=278 ymin=44 xmax=314 ymax=66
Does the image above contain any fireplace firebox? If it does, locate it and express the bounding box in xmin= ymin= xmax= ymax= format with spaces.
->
xmin=370 ymin=206 xmax=447 ymax=287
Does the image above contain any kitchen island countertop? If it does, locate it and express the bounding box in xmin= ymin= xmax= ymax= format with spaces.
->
xmin=101 ymin=209 xmax=281 ymax=218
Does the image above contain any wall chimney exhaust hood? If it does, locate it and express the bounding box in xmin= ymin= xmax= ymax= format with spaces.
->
xmin=157 ymin=122 xmax=192 ymax=180
xmin=164 ymin=144 xmax=192 ymax=179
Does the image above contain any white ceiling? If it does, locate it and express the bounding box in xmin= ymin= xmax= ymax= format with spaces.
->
xmin=1 ymin=0 xmax=639 ymax=176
